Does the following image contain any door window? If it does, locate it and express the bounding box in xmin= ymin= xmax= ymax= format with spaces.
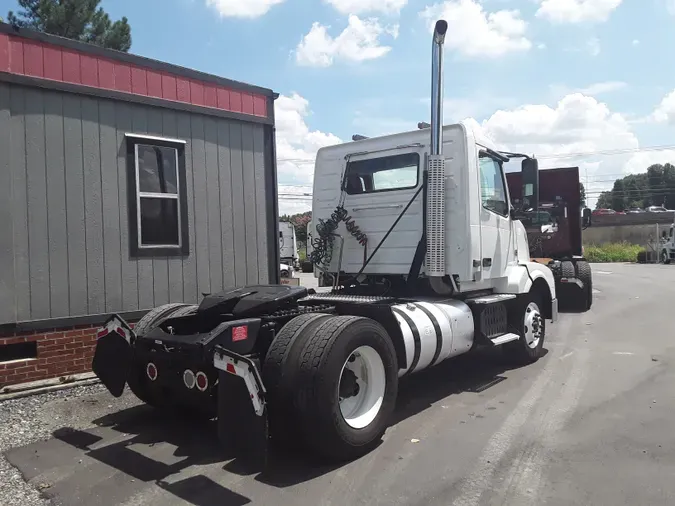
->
xmin=479 ymin=153 xmax=508 ymax=216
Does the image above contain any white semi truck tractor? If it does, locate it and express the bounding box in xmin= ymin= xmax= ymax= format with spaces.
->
xmin=92 ymin=19 xmax=558 ymax=466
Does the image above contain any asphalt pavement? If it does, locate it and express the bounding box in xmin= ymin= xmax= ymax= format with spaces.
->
xmin=3 ymin=263 xmax=675 ymax=506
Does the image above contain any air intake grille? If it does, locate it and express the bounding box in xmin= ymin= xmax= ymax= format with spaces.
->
xmin=425 ymin=154 xmax=446 ymax=276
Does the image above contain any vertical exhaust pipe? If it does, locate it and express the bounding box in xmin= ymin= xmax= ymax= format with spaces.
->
xmin=430 ymin=20 xmax=447 ymax=156
xmin=426 ymin=20 xmax=454 ymax=295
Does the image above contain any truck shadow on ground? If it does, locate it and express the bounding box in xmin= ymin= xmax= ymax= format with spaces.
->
xmin=51 ymin=346 xmax=545 ymax=505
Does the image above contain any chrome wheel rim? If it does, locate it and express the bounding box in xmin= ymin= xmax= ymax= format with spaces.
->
xmin=338 ymin=345 xmax=386 ymax=429
xmin=524 ymin=302 xmax=543 ymax=349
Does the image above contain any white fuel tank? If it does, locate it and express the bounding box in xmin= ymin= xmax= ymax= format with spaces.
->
xmin=391 ymin=300 xmax=474 ymax=377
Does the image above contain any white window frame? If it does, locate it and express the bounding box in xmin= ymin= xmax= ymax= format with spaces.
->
xmin=131 ymin=137 xmax=184 ymax=250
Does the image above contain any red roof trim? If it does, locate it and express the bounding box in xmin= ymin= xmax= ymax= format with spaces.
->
xmin=0 ymin=34 xmax=268 ymax=119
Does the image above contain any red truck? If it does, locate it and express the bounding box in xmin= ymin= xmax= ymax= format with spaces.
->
xmin=506 ymin=166 xmax=593 ymax=311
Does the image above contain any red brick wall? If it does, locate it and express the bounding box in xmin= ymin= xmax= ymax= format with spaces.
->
xmin=0 ymin=322 xmax=136 ymax=388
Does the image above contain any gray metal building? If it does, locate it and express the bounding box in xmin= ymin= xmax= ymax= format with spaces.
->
xmin=0 ymin=23 xmax=279 ymax=332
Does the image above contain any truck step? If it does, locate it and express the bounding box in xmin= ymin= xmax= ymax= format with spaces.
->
xmin=490 ymin=332 xmax=520 ymax=346
xmin=466 ymin=293 xmax=516 ymax=305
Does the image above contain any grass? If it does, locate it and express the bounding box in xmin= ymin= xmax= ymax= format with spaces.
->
xmin=583 ymin=242 xmax=643 ymax=263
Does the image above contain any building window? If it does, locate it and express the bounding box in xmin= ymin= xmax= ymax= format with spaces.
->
xmin=126 ymin=134 xmax=190 ymax=258
xmin=344 ymin=152 xmax=419 ymax=195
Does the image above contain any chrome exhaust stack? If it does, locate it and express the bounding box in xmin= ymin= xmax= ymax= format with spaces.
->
xmin=426 ymin=20 xmax=454 ymax=295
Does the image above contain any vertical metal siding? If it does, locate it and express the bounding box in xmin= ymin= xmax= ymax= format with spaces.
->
xmin=146 ymin=108 xmax=170 ymax=306
xmin=130 ymin=105 xmax=154 ymax=310
xmin=217 ymin=120 xmax=236 ymax=289
xmin=229 ymin=123 xmax=248 ymax=286
xmin=204 ymin=117 xmax=224 ymax=294
xmin=162 ymin=110 xmax=185 ymax=304
xmin=99 ymin=100 xmax=123 ymax=313
xmin=63 ymin=95 xmax=88 ymax=316
xmin=253 ymin=126 xmax=269 ymax=283
xmin=9 ymin=86 xmax=31 ymax=321
xmin=1 ymin=83 xmax=273 ymax=324
xmin=25 ymin=89 xmax=50 ymax=318
xmin=115 ymin=101 xmax=139 ymax=311
xmin=44 ymin=93 xmax=69 ymax=317
xmin=0 ymin=84 xmax=13 ymax=322
xmin=190 ymin=114 xmax=211 ymax=297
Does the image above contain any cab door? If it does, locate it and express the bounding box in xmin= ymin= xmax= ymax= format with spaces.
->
xmin=478 ymin=151 xmax=511 ymax=280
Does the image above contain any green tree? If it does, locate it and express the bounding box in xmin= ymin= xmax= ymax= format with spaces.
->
xmin=596 ymin=191 xmax=612 ymax=210
xmin=579 ymin=182 xmax=586 ymax=207
xmin=7 ymin=0 xmax=131 ymax=52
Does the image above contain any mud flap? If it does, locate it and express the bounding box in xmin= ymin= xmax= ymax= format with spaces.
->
xmin=91 ymin=315 xmax=134 ymax=398
xmin=213 ymin=346 xmax=269 ymax=470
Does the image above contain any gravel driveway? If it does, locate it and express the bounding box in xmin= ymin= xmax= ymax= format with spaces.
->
xmin=0 ymin=384 xmax=140 ymax=506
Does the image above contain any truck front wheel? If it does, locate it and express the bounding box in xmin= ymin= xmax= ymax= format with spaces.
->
xmin=293 ymin=316 xmax=399 ymax=462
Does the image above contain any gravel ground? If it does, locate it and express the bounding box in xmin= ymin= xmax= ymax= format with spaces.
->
xmin=0 ymin=382 xmax=140 ymax=506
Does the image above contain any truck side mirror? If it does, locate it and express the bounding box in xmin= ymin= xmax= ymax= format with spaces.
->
xmin=521 ymin=158 xmax=539 ymax=212
xmin=662 ymin=230 xmax=667 ymax=239
xmin=582 ymin=207 xmax=592 ymax=228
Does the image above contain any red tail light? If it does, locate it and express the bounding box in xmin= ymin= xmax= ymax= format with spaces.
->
xmin=146 ymin=362 xmax=158 ymax=381
xmin=195 ymin=371 xmax=208 ymax=391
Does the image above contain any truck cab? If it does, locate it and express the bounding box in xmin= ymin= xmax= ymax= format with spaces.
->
xmin=311 ymin=121 xmax=556 ymax=305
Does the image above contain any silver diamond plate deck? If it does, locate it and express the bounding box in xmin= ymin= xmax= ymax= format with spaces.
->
xmin=300 ymin=293 xmax=395 ymax=304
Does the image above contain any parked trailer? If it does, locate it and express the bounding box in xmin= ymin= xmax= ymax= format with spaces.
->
xmin=279 ymin=221 xmax=299 ymax=270
xmin=93 ymin=20 xmax=562 ymax=465
xmin=658 ymin=217 xmax=675 ymax=264
xmin=506 ymin=167 xmax=594 ymax=311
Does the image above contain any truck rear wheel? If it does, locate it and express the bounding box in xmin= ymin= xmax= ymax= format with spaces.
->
xmin=505 ymin=291 xmax=546 ymax=364
xmin=575 ymin=260 xmax=593 ymax=311
xmin=293 ymin=316 xmax=398 ymax=462
xmin=262 ymin=312 xmax=333 ymax=445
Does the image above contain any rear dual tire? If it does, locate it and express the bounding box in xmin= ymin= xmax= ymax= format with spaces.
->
xmin=264 ymin=315 xmax=398 ymax=462
xmin=575 ymin=260 xmax=593 ymax=311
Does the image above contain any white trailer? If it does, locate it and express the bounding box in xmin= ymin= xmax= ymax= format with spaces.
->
xmin=278 ymin=221 xmax=299 ymax=269
xmin=660 ymin=219 xmax=675 ymax=264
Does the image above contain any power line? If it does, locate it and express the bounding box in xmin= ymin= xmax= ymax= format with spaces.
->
xmin=536 ymin=144 xmax=675 ymax=160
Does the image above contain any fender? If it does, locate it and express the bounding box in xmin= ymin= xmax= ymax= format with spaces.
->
xmin=493 ymin=262 xmax=557 ymax=321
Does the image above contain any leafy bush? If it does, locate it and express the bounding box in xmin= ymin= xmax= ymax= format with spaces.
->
xmin=584 ymin=242 xmax=643 ymax=263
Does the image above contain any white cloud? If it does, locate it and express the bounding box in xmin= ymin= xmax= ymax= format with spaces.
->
xmin=205 ymin=0 xmax=284 ymax=18
xmin=653 ymin=89 xmax=675 ymax=124
xmin=325 ymin=0 xmax=408 ymax=15
xmin=465 ymin=93 xmax=647 ymax=207
xmin=535 ymin=0 xmax=622 ymax=24
xmin=420 ymin=0 xmax=531 ymax=58
xmin=579 ymin=81 xmax=626 ymax=94
xmin=274 ymin=94 xmax=341 ymax=214
xmin=295 ymin=15 xmax=396 ymax=67
xmin=632 ymin=39 xmax=639 ymax=46
xmin=550 ymin=81 xmax=627 ymax=97
xmin=587 ymin=37 xmax=600 ymax=56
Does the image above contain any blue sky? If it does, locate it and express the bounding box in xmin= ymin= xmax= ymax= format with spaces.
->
xmin=3 ymin=0 xmax=675 ymax=211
